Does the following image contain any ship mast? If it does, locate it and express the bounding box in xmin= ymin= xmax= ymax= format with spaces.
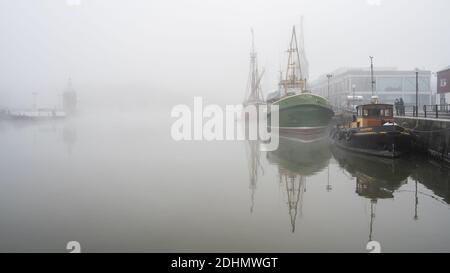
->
xmin=282 ymin=26 xmax=305 ymax=96
xmin=299 ymin=16 xmax=309 ymax=85
xmin=244 ymin=29 xmax=264 ymax=106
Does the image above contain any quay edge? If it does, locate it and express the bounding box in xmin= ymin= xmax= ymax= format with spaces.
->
xmin=395 ymin=116 xmax=450 ymax=164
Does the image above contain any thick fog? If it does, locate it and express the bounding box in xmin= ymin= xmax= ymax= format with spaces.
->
xmin=1 ymin=0 xmax=450 ymax=109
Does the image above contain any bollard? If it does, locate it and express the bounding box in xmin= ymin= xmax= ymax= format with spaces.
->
xmin=436 ymin=104 xmax=439 ymax=119
xmin=424 ymin=105 xmax=427 ymax=118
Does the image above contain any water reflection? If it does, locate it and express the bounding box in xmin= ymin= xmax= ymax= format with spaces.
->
xmin=331 ymin=146 xmax=413 ymax=200
xmin=0 ymin=114 xmax=449 ymax=252
xmin=62 ymin=125 xmax=77 ymax=154
xmin=411 ymin=160 xmax=450 ymax=206
xmin=245 ymin=140 xmax=264 ymax=213
xmin=249 ymin=129 xmax=450 ymax=243
xmin=266 ymin=134 xmax=331 ymax=233
xmin=331 ymin=146 xmax=414 ymax=242
xmin=2 ymin=119 xmax=77 ymax=156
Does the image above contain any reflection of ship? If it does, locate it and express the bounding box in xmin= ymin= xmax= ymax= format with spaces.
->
xmin=332 ymin=145 xmax=412 ymax=199
xmin=245 ymin=140 xmax=264 ymax=213
xmin=267 ymin=25 xmax=334 ymax=137
xmin=331 ymin=146 xmax=413 ymax=242
xmin=267 ymin=134 xmax=331 ymax=232
xmin=268 ymin=136 xmax=331 ymax=176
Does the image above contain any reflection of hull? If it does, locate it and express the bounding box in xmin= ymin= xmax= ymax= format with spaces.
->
xmin=330 ymin=125 xmax=413 ymax=158
xmin=331 ymin=145 xmax=413 ymax=199
xmin=267 ymin=131 xmax=331 ymax=233
xmin=267 ymin=134 xmax=331 ymax=176
xmin=278 ymin=127 xmax=329 ymax=143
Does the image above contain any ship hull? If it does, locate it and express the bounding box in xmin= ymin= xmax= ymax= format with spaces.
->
xmin=330 ymin=125 xmax=413 ymax=158
xmin=268 ymin=94 xmax=334 ymax=137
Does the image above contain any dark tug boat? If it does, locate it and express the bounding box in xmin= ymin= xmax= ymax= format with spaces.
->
xmin=330 ymin=97 xmax=413 ymax=158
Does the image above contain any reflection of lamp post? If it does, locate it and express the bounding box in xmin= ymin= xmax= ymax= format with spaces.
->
xmin=326 ymin=165 xmax=332 ymax=192
xmin=327 ymin=74 xmax=333 ymax=100
xmin=414 ymin=180 xmax=419 ymax=221
xmin=369 ymin=199 xmax=377 ymax=242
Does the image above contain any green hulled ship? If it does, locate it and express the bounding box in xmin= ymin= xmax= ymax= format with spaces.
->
xmin=267 ymin=26 xmax=334 ymax=140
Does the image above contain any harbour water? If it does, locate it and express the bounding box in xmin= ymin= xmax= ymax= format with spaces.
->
xmin=0 ymin=110 xmax=449 ymax=253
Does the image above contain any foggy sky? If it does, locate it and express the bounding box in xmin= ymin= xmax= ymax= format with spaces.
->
xmin=1 ymin=0 xmax=449 ymax=108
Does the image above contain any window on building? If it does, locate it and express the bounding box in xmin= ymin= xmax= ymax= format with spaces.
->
xmin=441 ymin=79 xmax=447 ymax=87
xmin=377 ymin=77 xmax=402 ymax=92
xmin=351 ymin=77 xmax=371 ymax=91
xmin=404 ymin=76 xmax=431 ymax=92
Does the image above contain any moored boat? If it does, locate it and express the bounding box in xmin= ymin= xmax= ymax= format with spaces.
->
xmin=330 ymin=97 xmax=413 ymax=158
xmin=267 ymin=26 xmax=334 ymax=136
xmin=270 ymin=93 xmax=334 ymax=139
xmin=8 ymin=109 xmax=67 ymax=121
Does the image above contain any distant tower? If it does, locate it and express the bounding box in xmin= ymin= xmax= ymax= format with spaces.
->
xmin=63 ymin=78 xmax=77 ymax=114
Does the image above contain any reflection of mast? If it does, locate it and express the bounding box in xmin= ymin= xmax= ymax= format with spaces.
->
xmin=280 ymin=171 xmax=306 ymax=233
xmin=326 ymin=165 xmax=332 ymax=192
xmin=245 ymin=140 xmax=264 ymax=214
xmin=368 ymin=199 xmax=377 ymax=242
xmin=414 ymin=180 xmax=419 ymax=221
xmin=244 ymin=29 xmax=265 ymax=106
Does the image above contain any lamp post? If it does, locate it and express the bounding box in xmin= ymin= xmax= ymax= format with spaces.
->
xmin=416 ymin=69 xmax=419 ymax=117
xmin=326 ymin=74 xmax=333 ymax=100
xmin=369 ymin=56 xmax=375 ymax=97
xmin=352 ymin=84 xmax=356 ymax=111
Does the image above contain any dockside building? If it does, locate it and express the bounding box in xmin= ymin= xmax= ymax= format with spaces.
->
xmin=310 ymin=67 xmax=432 ymax=109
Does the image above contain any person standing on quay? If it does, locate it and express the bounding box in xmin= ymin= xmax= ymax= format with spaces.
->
xmin=394 ymin=98 xmax=400 ymax=116
xmin=399 ymin=98 xmax=405 ymax=116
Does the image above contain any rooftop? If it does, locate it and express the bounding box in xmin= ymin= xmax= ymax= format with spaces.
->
xmin=437 ymin=66 xmax=450 ymax=73
xmin=313 ymin=67 xmax=431 ymax=83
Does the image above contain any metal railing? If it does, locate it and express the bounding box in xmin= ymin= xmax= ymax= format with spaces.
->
xmin=398 ymin=104 xmax=450 ymax=119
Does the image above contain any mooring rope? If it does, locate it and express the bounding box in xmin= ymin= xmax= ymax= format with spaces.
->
xmin=407 ymin=128 xmax=450 ymax=134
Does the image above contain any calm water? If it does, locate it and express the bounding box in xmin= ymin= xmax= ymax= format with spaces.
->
xmin=0 ymin=110 xmax=450 ymax=253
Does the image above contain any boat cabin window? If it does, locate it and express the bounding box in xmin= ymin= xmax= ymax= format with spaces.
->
xmin=357 ymin=105 xmax=393 ymax=118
